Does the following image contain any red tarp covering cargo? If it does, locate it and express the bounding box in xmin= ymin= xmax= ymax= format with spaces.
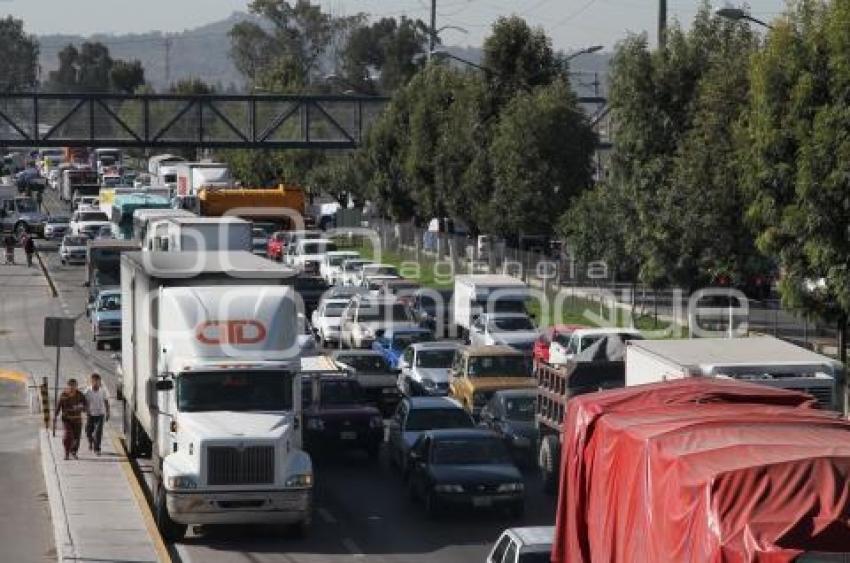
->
xmin=552 ymin=378 xmax=850 ymax=563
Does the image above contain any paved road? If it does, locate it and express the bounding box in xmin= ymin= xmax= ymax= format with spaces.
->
xmin=38 ymin=187 xmax=558 ymax=563
xmin=0 ymin=250 xmax=58 ymax=563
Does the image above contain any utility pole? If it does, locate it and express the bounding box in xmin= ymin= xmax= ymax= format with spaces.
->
xmin=164 ymin=36 xmax=173 ymax=86
xmin=428 ymin=0 xmax=437 ymax=60
xmin=658 ymin=0 xmax=667 ymax=49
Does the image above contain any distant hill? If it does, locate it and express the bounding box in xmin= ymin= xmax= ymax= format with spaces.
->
xmin=37 ymin=12 xmax=258 ymax=91
xmin=37 ymin=12 xmax=611 ymax=96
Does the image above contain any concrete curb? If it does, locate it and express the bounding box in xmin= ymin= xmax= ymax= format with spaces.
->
xmin=39 ymin=429 xmax=76 ymax=563
xmin=35 ymin=248 xmax=59 ymax=298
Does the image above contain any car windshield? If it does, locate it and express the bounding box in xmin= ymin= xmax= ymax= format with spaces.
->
xmin=477 ymin=299 xmax=527 ymax=314
xmin=336 ymin=354 xmax=390 ymax=373
xmin=343 ymin=261 xmax=369 ymax=272
xmin=504 ymin=396 xmax=535 ymax=421
xmin=177 ymin=371 xmax=293 ymax=412
xmin=416 ymin=349 xmax=456 ymax=368
xmin=468 ymin=355 xmax=530 ymax=378
xmin=405 ymin=409 xmax=473 ymax=432
xmin=431 ymin=437 xmax=511 ymax=465
xmin=48 ymin=216 xmax=69 ymax=224
xmin=15 ymin=198 xmax=37 ymax=213
xmin=358 ymin=303 xmax=410 ymax=322
xmin=252 ymin=228 xmax=266 ymax=238
xmin=392 ymin=332 xmax=432 ymax=349
xmin=489 ymin=316 xmax=535 ymax=331
xmin=97 ymin=294 xmax=121 ymax=310
xmin=94 ymin=271 xmax=119 ymax=286
xmin=329 ymin=254 xmax=356 ymax=266
xmin=302 ymin=242 xmax=337 ymax=254
xmin=78 ymin=212 xmax=108 ymax=222
xmin=367 ymin=266 xmax=398 ymax=276
xmin=322 ymin=304 xmax=347 ymax=317
xmin=63 ymin=236 xmax=88 ymax=246
xmin=320 ymin=380 xmax=362 ymax=405
xmin=553 ymin=332 xmax=571 ymax=347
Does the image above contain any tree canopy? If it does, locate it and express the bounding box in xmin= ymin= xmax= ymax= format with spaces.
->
xmin=0 ymin=17 xmax=39 ymax=92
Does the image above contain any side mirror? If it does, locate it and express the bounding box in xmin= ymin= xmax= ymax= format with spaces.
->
xmin=155 ymin=379 xmax=174 ymax=391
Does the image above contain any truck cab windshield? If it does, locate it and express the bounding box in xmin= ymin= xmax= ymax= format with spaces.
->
xmin=15 ymin=198 xmax=37 ymax=213
xmin=467 ymin=356 xmax=530 ymax=378
xmin=177 ymin=371 xmax=293 ymax=412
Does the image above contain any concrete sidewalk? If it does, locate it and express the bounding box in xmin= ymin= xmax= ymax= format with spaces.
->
xmin=0 ymin=247 xmax=168 ymax=563
xmin=40 ymin=422 xmax=166 ymax=563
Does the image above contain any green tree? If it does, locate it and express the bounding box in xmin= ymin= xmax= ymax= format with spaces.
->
xmin=110 ymin=60 xmax=145 ymax=93
xmin=744 ymin=0 xmax=850 ymax=369
xmin=486 ymin=79 xmax=596 ymax=238
xmin=341 ymin=17 xmax=430 ymax=93
xmin=0 ymin=17 xmax=39 ymax=92
xmin=76 ymin=42 xmax=113 ymax=92
xmin=482 ymin=16 xmax=565 ymax=107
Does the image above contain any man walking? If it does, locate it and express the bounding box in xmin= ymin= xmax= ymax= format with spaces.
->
xmin=54 ymin=379 xmax=86 ymax=460
xmin=84 ymin=373 xmax=110 ymax=455
xmin=22 ymin=229 xmax=35 ymax=268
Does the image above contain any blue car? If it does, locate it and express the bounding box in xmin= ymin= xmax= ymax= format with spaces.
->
xmin=371 ymin=327 xmax=434 ymax=369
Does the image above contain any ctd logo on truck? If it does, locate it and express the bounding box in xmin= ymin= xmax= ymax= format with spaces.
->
xmin=195 ymin=321 xmax=267 ymax=345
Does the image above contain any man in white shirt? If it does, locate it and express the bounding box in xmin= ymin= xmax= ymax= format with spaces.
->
xmin=84 ymin=373 xmax=110 ymax=455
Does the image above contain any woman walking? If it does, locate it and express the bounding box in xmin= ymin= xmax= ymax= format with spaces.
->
xmin=55 ymin=379 xmax=86 ymax=460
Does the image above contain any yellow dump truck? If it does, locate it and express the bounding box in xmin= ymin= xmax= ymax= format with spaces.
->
xmin=196 ymin=184 xmax=307 ymax=229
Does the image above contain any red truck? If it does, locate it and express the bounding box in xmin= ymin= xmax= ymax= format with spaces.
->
xmin=552 ymin=378 xmax=850 ymax=563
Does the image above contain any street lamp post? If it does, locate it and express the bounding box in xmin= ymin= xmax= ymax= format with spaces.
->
xmin=715 ymin=7 xmax=774 ymax=29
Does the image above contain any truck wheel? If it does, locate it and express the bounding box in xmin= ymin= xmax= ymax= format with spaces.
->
xmin=539 ymin=434 xmax=560 ymax=495
xmin=425 ymin=491 xmax=443 ymax=519
xmin=155 ymin=483 xmax=187 ymax=541
xmin=289 ymin=514 xmax=311 ymax=539
xmin=366 ymin=442 xmax=380 ymax=460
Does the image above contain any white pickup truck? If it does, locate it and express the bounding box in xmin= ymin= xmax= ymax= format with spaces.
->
xmin=120 ymin=251 xmax=312 ymax=540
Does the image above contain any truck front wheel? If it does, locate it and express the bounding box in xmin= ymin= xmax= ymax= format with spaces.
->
xmin=539 ymin=434 xmax=560 ymax=495
xmin=155 ymin=483 xmax=187 ymax=541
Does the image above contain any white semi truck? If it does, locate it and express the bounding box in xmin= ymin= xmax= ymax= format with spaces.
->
xmin=173 ymin=162 xmax=232 ymax=204
xmin=453 ymin=274 xmax=531 ymax=336
xmin=120 ymin=251 xmax=313 ymax=540
xmin=625 ymin=336 xmax=845 ymax=412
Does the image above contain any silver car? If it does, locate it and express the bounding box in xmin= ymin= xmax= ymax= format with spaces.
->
xmin=398 ymin=341 xmax=462 ymax=396
xmin=59 ymin=234 xmax=89 ymax=265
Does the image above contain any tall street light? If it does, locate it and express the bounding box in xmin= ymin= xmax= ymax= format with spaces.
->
xmin=565 ymin=45 xmax=604 ymax=62
xmin=715 ymin=7 xmax=774 ymax=29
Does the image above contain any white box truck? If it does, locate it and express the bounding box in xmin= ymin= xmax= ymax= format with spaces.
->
xmin=453 ymin=274 xmax=531 ymax=334
xmin=120 ymin=251 xmax=312 ymax=540
xmin=625 ymin=336 xmax=845 ymax=411
xmin=174 ymin=162 xmax=232 ymax=199
xmin=144 ymin=216 xmax=251 ymax=252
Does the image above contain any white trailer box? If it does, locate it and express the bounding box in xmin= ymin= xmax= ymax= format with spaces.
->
xmin=625 ymin=337 xmax=844 ymax=410
xmin=120 ymin=251 xmax=311 ymax=539
xmin=132 ymin=208 xmax=195 ymax=242
xmin=453 ymin=274 xmax=531 ymax=331
xmin=145 ymin=216 xmax=251 ymax=252
xmin=148 ymin=154 xmax=186 ymax=177
xmin=174 ymin=162 xmax=232 ymax=198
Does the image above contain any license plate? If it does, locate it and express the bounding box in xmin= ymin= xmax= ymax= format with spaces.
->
xmin=472 ymin=496 xmax=493 ymax=507
xmin=340 ymin=431 xmax=357 ymax=440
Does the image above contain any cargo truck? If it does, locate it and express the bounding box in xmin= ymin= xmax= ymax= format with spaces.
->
xmin=173 ymin=162 xmax=232 ymax=206
xmin=109 ymin=193 xmax=172 ymax=240
xmin=85 ymin=239 xmax=141 ymax=305
xmin=625 ymin=336 xmax=844 ymax=412
xmin=453 ymin=275 xmax=531 ymax=338
xmin=191 ymin=185 xmax=307 ymax=231
xmin=144 ymin=216 xmax=252 ymax=252
xmin=60 ymin=168 xmax=100 ymax=204
xmin=120 ymin=251 xmax=312 ymax=540
xmin=132 ymin=208 xmax=195 ymax=242
xmin=551 ymin=378 xmax=850 ymax=563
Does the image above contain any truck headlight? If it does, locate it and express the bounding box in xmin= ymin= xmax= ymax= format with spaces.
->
xmin=369 ymin=415 xmax=384 ymax=429
xmin=167 ymin=475 xmax=198 ymax=490
xmin=497 ymin=482 xmax=524 ymax=493
xmin=307 ymin=418 xmax=324 ymax=431
xmin=434 ymin=484 xmax=464 ymax=493
xmin=284 ymin=473 xmax=313 ymax=488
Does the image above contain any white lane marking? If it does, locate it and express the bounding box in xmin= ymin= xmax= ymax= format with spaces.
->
xmin=341 ymin=537 xmax=365 ymax=558
xmin=318 ymin=507 xmax=337 ymax=524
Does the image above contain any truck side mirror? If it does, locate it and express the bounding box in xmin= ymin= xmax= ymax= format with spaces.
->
xmin=155 ymin=379 xmax=174 ymax=391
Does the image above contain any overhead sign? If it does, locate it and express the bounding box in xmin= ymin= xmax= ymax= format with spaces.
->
xmin=44 ymin=317 xmax=75 ymax=348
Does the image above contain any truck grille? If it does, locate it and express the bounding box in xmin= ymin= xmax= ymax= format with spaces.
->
xmin=207 ymin=445 xmax=275 ymax=486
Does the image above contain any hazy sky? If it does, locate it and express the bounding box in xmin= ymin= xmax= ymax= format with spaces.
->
xmin=3 ymin=0 xmax=786 ymax=50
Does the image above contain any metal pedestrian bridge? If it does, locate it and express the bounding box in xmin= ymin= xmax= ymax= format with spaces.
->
xmin=0 ymin=92 xmax=388 ymax=149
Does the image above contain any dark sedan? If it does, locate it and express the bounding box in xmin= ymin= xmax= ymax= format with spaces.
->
xmin=407 ymin=429 xmax=524 ymax=518
xmin=479 ymin=389 xmax=538 ymax=466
